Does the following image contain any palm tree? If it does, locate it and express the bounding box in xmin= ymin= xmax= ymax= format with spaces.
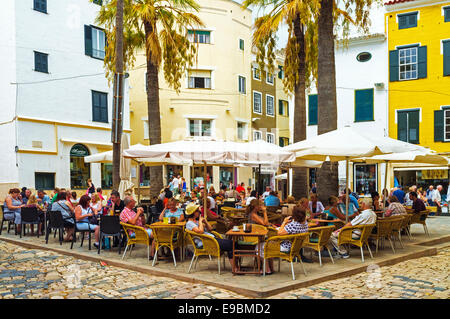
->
xmin=96 ymin=0 xmax=203 ymax=197
xmin=242 ymin=0 xmax=319 ymax=199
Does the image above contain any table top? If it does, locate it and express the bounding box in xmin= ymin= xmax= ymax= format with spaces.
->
xmin=310 ymin=218 xmax=343 ymax=224
xmin=226 ymin=227 xmax=268 ymax=237
xmin=150 ymin=221 xmax=186 ymax=227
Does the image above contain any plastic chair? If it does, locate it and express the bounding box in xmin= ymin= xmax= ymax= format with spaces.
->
xmin=71 ymin=221 xmax=96 ymax=250
xmin=45 ymin=210 xmax=66 ymax=245
xmin=121 ymin=222 xmax=152 ymax=261
xmin=370 ymin=218 xmax=397 ymax=254
xmin=409 ymin=210 xmax=430 ymax=236
xmin=98 ymin=215 xmax=123 ymax=255
xmin=20 ymin=207 xmax=41 ymax=238
xmin=0 ymin=204 xmax=17 ymax=235
xmin=263 ymin=232 xmax=310 ymax=280
xmin=149 ymin=225 xmax=182 ymax=267
xmin=304 ymin=225 xmax=335 ymax=266
xmin=338 ymin=224 xmax=375 ymax=262
xmin=185 ymin=229 xmax=225 ymax=274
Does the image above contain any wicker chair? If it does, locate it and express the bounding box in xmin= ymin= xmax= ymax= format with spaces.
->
xmin=390 ymin=216 xmax=407 ymax=249
xmin=263 ymin=232 xmax=309 ymax=280
xmin=303 ymin=226 xmax=335 ymax=266
xmin=267 ymin=226 xmax=278 ymax=239
xmin=185 ymin=229 xmax=226 ymax=274
xmin=149 ymin=225 xmax=183 ymax=267
xmin=120 ymin=222 xmax=152 ymax=262
xmin=409 ymin=210 xmax=430 ymax=237
xmin=370 ymin=218 xmax=397 ymax=254
xmin=338 ymin=224 xmax=375 ymax=262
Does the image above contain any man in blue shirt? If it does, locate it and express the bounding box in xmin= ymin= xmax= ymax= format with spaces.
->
xmin=37 ymin=190 xmax=51 ymax=208
xmin=264 ymin=191 xmax=281 ymax=207
xmin=346 ymin=189 xmax=359 ymax=209
xmin=393 ymin=186 xmax=406 ymax=204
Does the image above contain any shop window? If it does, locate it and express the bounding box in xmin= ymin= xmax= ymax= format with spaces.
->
xmin=354 ymin=164 xmax=377 ymax=196
xmin=70 ymin=144 xmax=91 ymax=189
xmin=101 ymin=163 xmax=112 ymax=189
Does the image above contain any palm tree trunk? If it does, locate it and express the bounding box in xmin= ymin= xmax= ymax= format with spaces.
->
xmin=291 ymin=15 xmax=308 ymax=199
xmin=144 ymin=22 xmax=163 ymax=197
xmin=316 ymin=0 xmax=339 ymax=203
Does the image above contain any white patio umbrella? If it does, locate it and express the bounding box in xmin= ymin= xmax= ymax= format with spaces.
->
xmin=284 ymin=126 xmax=433 ymax=221
xmin=352 ymin=150 xmax=449 ymax=216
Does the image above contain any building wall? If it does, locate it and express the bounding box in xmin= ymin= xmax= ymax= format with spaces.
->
xmin=275 ymin=56 xmax=291 ymax=145
xmin=386 ymin=0 xmax=450 ymax=153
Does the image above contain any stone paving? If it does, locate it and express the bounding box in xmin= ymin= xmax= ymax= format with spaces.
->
xmin=0 ymin=239 xmax=448 ymax=299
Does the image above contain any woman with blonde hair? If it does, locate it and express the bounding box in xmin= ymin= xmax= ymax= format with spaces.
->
xmin=90 ymin=193 xmax=103 ymax=215
xmin=24 ymin=193 xmax=45 ymax=235
xmin=246 ymin=199 xmax=270 ymax=226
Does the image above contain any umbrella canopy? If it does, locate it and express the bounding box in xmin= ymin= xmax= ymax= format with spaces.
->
xmin=118 ymin=134 xmax=133 ymax=199
xmin=352 ymin=150 xmax=449 ymax=165
xmin=284 ymin=126 xmax=429 ymax=161
xmin=275 ymin=173 xmax=287 ymax=180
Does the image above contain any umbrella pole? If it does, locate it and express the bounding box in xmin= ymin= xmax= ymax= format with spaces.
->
xmin=383 ymin=160 xmax=388 ymax=218
xmin=258 ymin=164 xmax=262 ymax=198
xmin=137 ymin=163 xmax=141 ymax=205
xmin=203 ymin=161 xmax=208 ymax=222
xmin=346 ymin=157 xmax=349 ymax=223
xmin=287 ymin=165 xmax=291 ymax=198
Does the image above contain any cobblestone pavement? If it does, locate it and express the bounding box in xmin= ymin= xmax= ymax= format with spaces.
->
xmin=0 ymin=240 xmax=448 ymax=299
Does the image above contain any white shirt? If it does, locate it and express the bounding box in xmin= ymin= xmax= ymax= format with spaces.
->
xmin=208 ymin=196 xmax=216 ymax=209
xmin=172 ymin=178 xmax=180 ymax=188
xmin=432 ymin=189 xmax=441 ymax=203
xmin=350 ymin=209 xmax=377 ymax=237
xmin=262 ymin=191 xmax=270 ymax=199
xmin=246 ymin=196 xmax=257 ymax=205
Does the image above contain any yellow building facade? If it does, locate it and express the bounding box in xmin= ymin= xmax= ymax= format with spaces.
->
xmin=386 ymin=0 xmax=450 ymax=188
xmin=128 ymin=0 xmax=254 ymax=193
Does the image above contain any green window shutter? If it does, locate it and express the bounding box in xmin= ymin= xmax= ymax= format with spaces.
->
xmin=278 ymin=65 xmax=283 ymax=79
xmin=434 ymin=110 xmax=444 ymax=142
xmin=408 ymin=110 xmax=420 ymax=144
xmin=398 ymin=12 xmax=417 ymax=29
xmin=389 ymin=50 xmax=399 ymax=82
xmin=418 ymin=46 xmax=427 ymax=79
xmin=397 ymin=112 xmax=408 ymax=142
xmin=444 ymin=41 xmax=450 ymax=76
xmin=239 ymin=39 xmax=244 ymax=50
xmin=84 ymin=25 xmax=93 ymax=57
xmin=279 ymin=100 xmax=283 ymax=115
xmin=308 ymin=95 xmax=318 ymax=125
xmin=355 ymin=89 xmax=374 ymax=122
xmin=286 ymin=101 xmax=289 ymax=116
xmin=445 ymin=7 xmax=450 ymax=22
xmin=279 ymin=137 xmax=284 ymax=147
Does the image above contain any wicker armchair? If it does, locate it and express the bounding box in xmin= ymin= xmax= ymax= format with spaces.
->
xmin=370 ymin=218 xmax=397 ymax=254
xmin=303 ymin=226 xmax=335 ymax=266
xmin=263 ymin=232 xmax=309 ymax=280
xmin=390 ymin=216 xmax=406 ymax=249
xmin=400 ymin=213 xmax=413 ymax=240
xmin=267 ymin=226 xmax=278 ymax=239
xmin=409 ymin=210 xmax=430 ymax=237
xmin=338 ymin=224 xmax=375 ymax=262
xmin=149 ymin=225 xmax=183 ymax=267
xmin=185 ymin=229 xmax=225 ymax=274
xmin=120 ymin=222 xmax=152 ymax=262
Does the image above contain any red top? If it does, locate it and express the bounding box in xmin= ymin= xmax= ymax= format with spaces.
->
xmin=200 ymin=207 xmax=218 ymax=218
xmin=236 ymin=185 xmax=245 ymax=194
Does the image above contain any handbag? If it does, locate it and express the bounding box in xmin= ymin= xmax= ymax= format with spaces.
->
xmin=87 ymin=207 xmax=99 ymax=225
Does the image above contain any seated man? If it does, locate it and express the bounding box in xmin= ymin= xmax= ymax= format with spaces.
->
xmin=264 ymin=191 xmax=281 ymax=207
xmin=337 ymin=195 xmax=359 ymax=219
xmin=410 ymin=191 xmax=426 ymax=214
xmin=329 ymin=201 xmax=376 ymax=259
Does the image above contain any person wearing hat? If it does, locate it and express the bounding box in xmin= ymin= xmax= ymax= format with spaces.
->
xmin=185 ymin=203 xmax=236 ymax=272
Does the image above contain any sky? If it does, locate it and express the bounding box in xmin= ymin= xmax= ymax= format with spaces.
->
xmin=235 ymin=0 xmax=386 ymax=49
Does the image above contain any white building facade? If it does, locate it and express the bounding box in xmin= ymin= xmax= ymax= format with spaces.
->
xmin=305 ymin=34 xmax=389 ymax=197
xmin=0 ymin=0 xmax=130 ymax=197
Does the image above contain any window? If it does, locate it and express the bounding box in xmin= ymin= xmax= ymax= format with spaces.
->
xmin=189 ymin=119 xmax=211 ymax=137
xmin=444 ymin=40 xmax=450 ymax=76
xmin=34 ymin=51 xmax=48 ymax=73
xmin=399 ymin=47 xmax=418 ymax=80
xmin=390 ymin=45 xmax=426 ymax=81
xmin=253 ymin=68 xmax=261 ymax=80
xmin=35 ymin=172 xmax=54 ymax=190
xmin=239 ymin=39 xmax=244 ymax=50
xmin=93 ymin=0 xmax=103 ymax=5
xmin=253 ymin=91 xmax=262 ymax=114
xmin=253 ymin=130 xmax=262 ymax=141
xmin=354 ymin=164 xmax=377 ymax=196
xmin=34 ymin=0 xmax=47 ymax=13
xmin=187 ymin=30 xmax=211 ymax=44
xmin=85 ymin=25 xmax=106 ymax=59
xmin=267 ymin=133 xmax=275 ymax=144
xmin=279 ymin=100 xmax=289 ymax=116
xmin=356 ymin=52 xmax=372 ymax=62
xmin=266 ymin=72 xmax=274 ymax=85
xmin=92 ymin=91 xmax=108 ymax=123
xmin=101 ymin=163 xmax=112 ymax=189
xmin=188 ymin=70 xmax=211 ymax=89
xmin=238 ymin=76 xmax=246 ymax=94
xmin=445 ymin=7 xmax=450 ymax=22
xmin=279 ymin=137 xmax=289 ymax=147
xmin=355 ymin=89 xmax=374 ymax=122
xmin=308 ymin=94 xmax=318 ymax=125
xmin=278 ymin=65 xmax=284 ymax=79
xmin=397 ymin=110 xmax=419 ymax=144
xmin=266 ymin=95 xmax=274 ymax=116
xmin=237 ymin=122 xmax=247 ymax=140
xmin=445 ymin=109 xmax=450 ymax=141
xmin=435 ymin=107 xmax=450 ymax=142
xmin=70 ymin=144 xmax=90 ymax=189
xmin=398 ymin=12 xmax=418 ymax=29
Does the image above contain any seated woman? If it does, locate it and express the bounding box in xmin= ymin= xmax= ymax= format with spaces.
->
xmin=308 ymin=193 xmax=324 ymax=218
xmin=324 ymin=196 xmax=347 ymax=224
xmin=90 ymin=193 xmax=103 ymax=216
xmin=247 ymin=199 xmax=272 ymax=227
xmin=337 ymin=194 xmax=359 ymax=219
xmin=200 ymin=198 xmax=220 ymax=221
xmin=298 ymin=198 xmax=312 ymax=220
xmin=371 ymin=191 xmax=382 ymax=211
xmin=278 ymin=206 xmax=309 ymax=257
xmin=51 ymin=191 xmax=75 ymax=241
xmin=3 ymin=188 xmax=24 ymax=234
xmin=74 ymin=195 xmax=100 ymax=248
xmin=185 ymin=203 xmax=236 ymax=271
xmin=281 ymin=195 xmax=297 ymax=217
xmin=385 ymin=195 xmax=407 ymax=217
xmin=159 ymin=198 xmax=185 ymax=222
xmin=24 ymin=194 xmax=45 ymax=235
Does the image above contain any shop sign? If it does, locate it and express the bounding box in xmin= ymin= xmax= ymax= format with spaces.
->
xmin=421 ymin=169 xmax=448 ymax=180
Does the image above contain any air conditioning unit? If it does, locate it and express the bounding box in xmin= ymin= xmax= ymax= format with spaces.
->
xmin=374 ymin=82 xmax=385 ymax=90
